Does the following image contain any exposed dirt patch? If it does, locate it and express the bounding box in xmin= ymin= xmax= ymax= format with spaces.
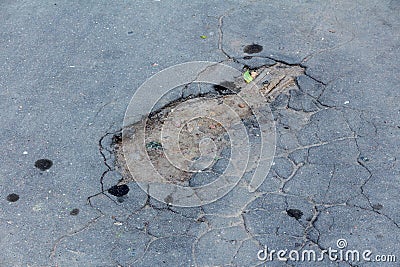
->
xmin=112 ymin=62 xmax=305 ymax=186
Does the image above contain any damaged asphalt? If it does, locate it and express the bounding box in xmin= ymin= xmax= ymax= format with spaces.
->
xmin=1 ymin=1 xmax=399 ymax=266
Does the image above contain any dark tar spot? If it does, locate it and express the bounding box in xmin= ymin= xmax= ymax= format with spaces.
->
xmin=243 ymin=44 xmax=263 ymax=54
xmin=287 ymin=209 xmax=303 ymax=220
xmin=7 ymin=193 xmax=19 ymax=202
xmin=108 ymin=184 xmax=130 ymax=197
xmin=35 ymin=159 xmax=53 ymax=171
xmin=70 ymin=208 xmax=80 ymax=215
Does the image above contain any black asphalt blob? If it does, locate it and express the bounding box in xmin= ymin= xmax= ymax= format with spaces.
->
xmin=287 ymin=209 xmax=303 ymax=220
xmin=70 ymin=208 xmax=80 ymax=215
xmin=243 ymin=44 xmax=263 ymax=54
xmin=108 ymin=184 xmax=129 ymax=197
xmin=7 ymin=193 xmax=19 ymax=202
xmin=35 ymin=159 xmax=53 ymax=171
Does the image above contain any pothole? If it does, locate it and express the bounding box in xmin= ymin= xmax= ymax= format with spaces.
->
xmin=105 ymin=61 xmax=305 ymax=206
xmin=114 ymin=63 xmax=304 ymax=183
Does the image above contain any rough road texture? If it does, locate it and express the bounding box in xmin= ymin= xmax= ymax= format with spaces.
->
xmin=1 ymin=1 xmax=399 ymax=267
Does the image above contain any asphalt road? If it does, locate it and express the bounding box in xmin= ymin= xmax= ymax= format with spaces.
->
xmin=1 ymin=1 xmax=399 ymax=266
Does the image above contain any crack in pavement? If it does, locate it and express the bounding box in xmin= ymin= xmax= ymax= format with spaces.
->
xmin=341 ymin=109 xmax=400 ymax=228
xmin=217 ymin=12 xmax=231 ymax=60
xmin=49 ymin=213 xmax=104 ymax=265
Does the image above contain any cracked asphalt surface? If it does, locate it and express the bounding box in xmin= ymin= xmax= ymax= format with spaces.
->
xmin=1 ymin=1 xmax=399 ymax=266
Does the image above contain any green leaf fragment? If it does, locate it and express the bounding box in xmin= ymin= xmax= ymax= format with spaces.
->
xmin=200 ymin=35 xmax=207 ymax=39
xmin=243 ymin=70 xmax=253 ymax=83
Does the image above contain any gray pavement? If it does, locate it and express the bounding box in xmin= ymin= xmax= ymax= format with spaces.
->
xmin=1 ymin=1 xmax=399 ymax=266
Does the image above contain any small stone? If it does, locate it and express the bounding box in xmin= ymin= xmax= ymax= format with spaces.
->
xmin=145 ymin=141 xmax=162 ymax=150
xmin=32 ymin=203 xmax=43 ymax=212
xmin=238 ymin=103 xmax=245 ymax=108
xmin=372 ymin=204 xmax=383 ymax=210
xmin=187 ymin=125 xmax=194 ymax=132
